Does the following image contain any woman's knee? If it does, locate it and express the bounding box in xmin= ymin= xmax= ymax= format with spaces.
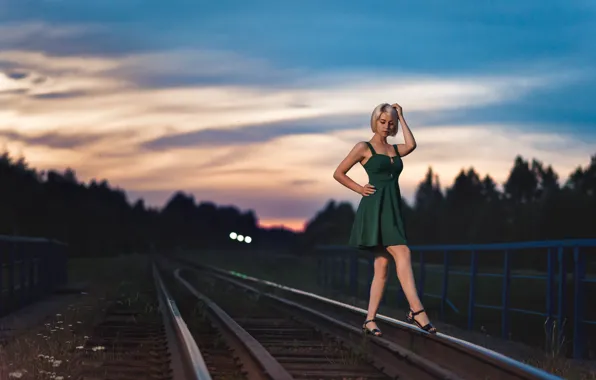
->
xmin=387 ymin=245 xmax=411 ymax=261
xmin=373 ymin=256 xmax=389 ymax=279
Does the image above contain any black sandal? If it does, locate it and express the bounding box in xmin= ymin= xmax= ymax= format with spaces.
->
xmin=406 ymin=309 xmax=437 ymax=334
xmin=362 ymin=319 xmax=382 ymax=337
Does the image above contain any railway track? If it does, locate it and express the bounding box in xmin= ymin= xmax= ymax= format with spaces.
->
xmin=168 ymin=256 xmax=564 ymax=380
xmin=168 ymin=267 xmax=397 ymax=379
xmin=61 ymin=262 xmax=210 ymax=380
xmin=169 ymin=265 xmax=463 ymax=379
xmin=45 ymin=254 xmax=561 ymax=380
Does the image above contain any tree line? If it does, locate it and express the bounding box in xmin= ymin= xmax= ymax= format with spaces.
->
xmin=0 ymin=152 xmax=295 ymax=256
xmin=1 ymin=151 xmax=595 ymax=259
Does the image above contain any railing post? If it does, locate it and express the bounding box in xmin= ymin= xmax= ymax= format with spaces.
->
xmin=501 ymin=250 xmax=511 ymax=339
xmin=573 ymin=247 xmax=585 ymax=359
xmin=544 ymin=247 xmax=556 ymax=345
xmin=19 ymin=243 xmax=27 ymax=307
xmin=317 ymin=256 xmax=322 ymax=286
xmin=440 ymin=250 xmax=449 ymax=320
xmin=41 ymin=241 xmax=51 ymax=295
xmin=33 ymin=243 xmax=42 ymax=300
xmin=28 ymin=245 xmax=35 ymax=301
xmin=418 ymin=251 xmax=426 ymax=300
xmin=19 ymin=243 xmax=28 ymax=305
xmin=319 ymin=255 xmax=324 ymax=287
xmin=340 ymin=256 xmax=346 ymax=292
xmin=468 ymin=251 xmax=478 ymax=330
xmin=0 ymin=242 xmax=4 ymax=316
xmin=328 ymin=255 xmax=334 ymax=289
xmin=547 ymin=248 xmax=555 ymax=318
xmin=8 ymin=241 xmax=16 ymax=309
xmin=323 ymin=255 xmax=329 ymax=288
xmin=318 ymin=255 xmax=323 ymax=287
xmin=49 ymin=241 xmax=57 ymax=291
xmin=328 ymin=256 xmax=334 ymax=288
xmin=557 ymin=247 xmax=566 ymax=338
xmin=60 ymin=243 xmax=68 ymax=286
xmin=336 ymin=256 xmax=342 ymax=289
xmin=349 ymin=252 xmax=359 ymax=298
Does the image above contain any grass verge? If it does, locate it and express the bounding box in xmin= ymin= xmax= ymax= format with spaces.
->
xmin=0 ymin=254 xmax=153 ymax=380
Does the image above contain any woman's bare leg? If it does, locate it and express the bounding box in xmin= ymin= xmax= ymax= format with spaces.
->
xmin=386 ymin=245 xmax=434 ymax=329
xmin=364 ymin=252 xmax=390 ymax=332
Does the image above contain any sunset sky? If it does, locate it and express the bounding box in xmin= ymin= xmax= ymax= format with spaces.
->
xmin=1 ymin=1 xmax=595 ymax=231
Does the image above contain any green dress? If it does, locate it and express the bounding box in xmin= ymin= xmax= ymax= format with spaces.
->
xmin=349 ymin=142 xmax=408 ymax=250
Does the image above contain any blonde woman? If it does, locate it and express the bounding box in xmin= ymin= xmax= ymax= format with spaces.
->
xmin=333 ymin=103 xmax=436 ymax=336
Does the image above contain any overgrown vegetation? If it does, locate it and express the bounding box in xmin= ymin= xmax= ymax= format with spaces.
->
xmin=0 ymin=255 xmax=153 ymax=380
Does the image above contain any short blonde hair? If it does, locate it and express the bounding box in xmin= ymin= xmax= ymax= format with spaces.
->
xmin=370 ymin=103 xmax=398 ymax=136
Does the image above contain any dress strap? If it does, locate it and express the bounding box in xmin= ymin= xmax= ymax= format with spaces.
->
xmin=393 ymin=144 xmax=399 ymax=156
xmin=365 ymin=141 xmax=377 ymax=155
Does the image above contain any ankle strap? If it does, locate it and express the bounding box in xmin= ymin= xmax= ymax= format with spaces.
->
xmin=411 ymin=309 xmax=425 ymax=316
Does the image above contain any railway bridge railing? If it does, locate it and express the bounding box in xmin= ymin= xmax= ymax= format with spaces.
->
xmin=0 ymin=235 xmax=68 ymax=317
xmin=315 ymin=239 xmax=596 ymax=360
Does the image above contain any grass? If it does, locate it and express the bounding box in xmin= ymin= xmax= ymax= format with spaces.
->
xmin=0 ymin=254 xmax=154 ymax=380
xmin=322 ymin=330 xmax=371 ymax=367
xmin=180 ymin=249 xmax=596 ymax=380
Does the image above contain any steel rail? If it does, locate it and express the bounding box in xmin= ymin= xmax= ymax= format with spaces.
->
xmin=152 ymin=262 xmax=213 ymax=380
xmin=173 ymin=267 xmax=295 ymax=380
xmin=177 ymin=264 xmax=463 ymax=379
xmin=176 ymin=257 xmax=563 ymax=380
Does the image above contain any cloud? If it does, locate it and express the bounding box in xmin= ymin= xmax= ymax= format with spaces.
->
xmin=95 ymin=122 xmax=596 ymax=231
xmin=30 ymin=90 xmax=89 ymax=100
xmin=0 ymin=129 xmax=135 ymax=150
xmin=140 ymin=115 xmax=363 ymax=150
xmin=0 ymin=8 xmax=594 ymax=230
xmin=5 ymin=70 xmax=29 ymax=80
xmin=0 ymin=45 xmax=588 ymax=227
xmin=0 ymin=21 xmax=145 ymax=56
xmin=0 ymin=22 xmax=94 ymax=44
xmin=0 ymin=46 xmax=559 ymax=140
xmin=289 ymin=179 xmax=318 ymax=187
xmin=109 ymin=49 xmax=305 ymax=88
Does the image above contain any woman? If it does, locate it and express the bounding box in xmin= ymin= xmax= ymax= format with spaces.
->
xmin=332 ymin=102 xmax=436 ymax=335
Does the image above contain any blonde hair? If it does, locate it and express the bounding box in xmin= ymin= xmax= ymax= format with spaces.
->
xmin=370 ymin=103 xmax=398 ymax=136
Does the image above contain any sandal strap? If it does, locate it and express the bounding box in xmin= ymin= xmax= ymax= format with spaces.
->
xmin=411 ymin=309 xmax=426 ymax=316
xmin=363 ymin=319 xmax=376 ymax=325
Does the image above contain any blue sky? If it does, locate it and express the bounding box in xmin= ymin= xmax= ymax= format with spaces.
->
xmin=1 ymin=0 xmax=595 ymax=230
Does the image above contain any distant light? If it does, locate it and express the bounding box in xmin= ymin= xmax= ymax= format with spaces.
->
xmin=229 ymin=232 xmax=237 ymax=240
xmin=245 ymin=236 xmax=252 ymax=244
xmin=237 ymin=235 xmax=244 ymax=242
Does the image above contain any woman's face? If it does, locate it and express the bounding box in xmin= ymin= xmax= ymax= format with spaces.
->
xmin=376 ymin=112 xmax=395 ymax=136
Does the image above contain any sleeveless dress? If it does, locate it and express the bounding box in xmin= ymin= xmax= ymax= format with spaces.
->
xmin=349 ymin=142 xmax=408 ymax=250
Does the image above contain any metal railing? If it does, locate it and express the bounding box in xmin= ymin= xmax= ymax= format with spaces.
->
xmin=0 ymin=235 xmax=68 ymax=317
xmin=316 ymin=239 xmax=596 ymax=360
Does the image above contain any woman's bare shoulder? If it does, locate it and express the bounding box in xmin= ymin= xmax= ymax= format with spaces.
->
xmin=352 ymin=141 xmax=369 ymax=153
